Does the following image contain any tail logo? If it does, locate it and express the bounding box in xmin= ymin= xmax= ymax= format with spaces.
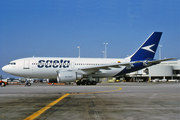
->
xmin=141 ymin=44 xmax=155 ymax=53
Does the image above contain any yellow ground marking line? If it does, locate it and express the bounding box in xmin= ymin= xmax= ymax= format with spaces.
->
xmin=24 ymin=93 xmax=70 ymax=120
xmin=24 ymin=86 xmax=122 ymax=120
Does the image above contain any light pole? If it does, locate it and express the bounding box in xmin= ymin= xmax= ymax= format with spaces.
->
xmin=159 ymin=45 xmax=162 ymax=60
xmin=102 ymin=51 xmax=105 ymax=58
xmin=103 ymin=43 xmax=108 ymax=58
xmin=77 ymin=46 xmax=80 ymax=58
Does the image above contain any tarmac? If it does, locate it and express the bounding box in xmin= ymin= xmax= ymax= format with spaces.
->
xmin=0 ymin=82 xmax=180 ymax=120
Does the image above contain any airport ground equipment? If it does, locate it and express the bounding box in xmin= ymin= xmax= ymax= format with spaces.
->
xmin=0 ymin=75 xmax=8 ymax=87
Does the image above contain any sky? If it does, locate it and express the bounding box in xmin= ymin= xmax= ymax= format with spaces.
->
xmin=0 ymin=0 xmax=180 ymax=78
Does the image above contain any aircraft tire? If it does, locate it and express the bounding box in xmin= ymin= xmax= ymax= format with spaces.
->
xmin=86 ymin=81 xmax=91 ymax=85
xmin=76 ymin=82 xmax=81 ymax=85
xmin=92 ymin=81 xmax=97 ymax=85
xmin=82 ymin=81 xmax=86 ymax=85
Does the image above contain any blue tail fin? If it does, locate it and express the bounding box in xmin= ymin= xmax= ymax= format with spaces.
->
xmin=130 ymin=32 xmax=162 ymax=61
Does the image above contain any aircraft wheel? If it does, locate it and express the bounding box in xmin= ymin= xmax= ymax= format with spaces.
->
xmin=76 ymin=82 xmax=81 ymax=85
xmin=92 ymin=81 xmax=97 ymax=85
xmin=82 ymin=81 xmax=86 ymax=85
xmin=86 ymin=81 xmax=91 ymax=85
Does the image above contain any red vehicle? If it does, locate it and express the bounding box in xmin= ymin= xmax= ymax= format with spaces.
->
xmin=0 ymin=75 xmax=8 ymax=87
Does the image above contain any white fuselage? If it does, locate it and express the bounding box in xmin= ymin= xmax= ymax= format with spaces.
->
xmin=2 ymin=57 xmax=129 ymax=79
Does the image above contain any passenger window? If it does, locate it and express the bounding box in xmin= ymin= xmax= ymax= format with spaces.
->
xmin=9 ymin=62 xmax=16 ymax=65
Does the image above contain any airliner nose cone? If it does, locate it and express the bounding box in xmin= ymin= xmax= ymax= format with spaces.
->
xmin=2 ymin=65 xmax=8 ymax=72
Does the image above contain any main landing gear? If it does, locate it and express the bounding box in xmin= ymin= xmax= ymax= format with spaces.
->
xmin=76 ymin=80 xmax=97 ymax=85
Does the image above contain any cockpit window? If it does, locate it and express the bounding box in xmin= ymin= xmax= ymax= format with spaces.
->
xmin=8 ymin=62 xmax=16 ymax=65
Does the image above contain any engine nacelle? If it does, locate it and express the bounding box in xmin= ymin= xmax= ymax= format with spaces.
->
xmin=57 ymin=71 xmax=83 ymax=83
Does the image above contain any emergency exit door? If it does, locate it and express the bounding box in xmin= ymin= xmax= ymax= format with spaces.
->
xmin=23 ymin=60 xmax=30 ymax=69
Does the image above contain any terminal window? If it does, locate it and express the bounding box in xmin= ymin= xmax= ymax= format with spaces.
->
xmin=173 ymin=70 xmax=180 ymax=75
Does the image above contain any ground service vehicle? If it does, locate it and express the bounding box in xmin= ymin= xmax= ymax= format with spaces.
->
xmin=0 ymin=75 xmax=8 ymax=87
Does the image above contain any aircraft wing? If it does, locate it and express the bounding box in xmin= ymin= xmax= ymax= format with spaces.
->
xmin=78 ymin=61 xmax=138 ymax=74
xmin=78 ymin=58 xmax=176 ymax=74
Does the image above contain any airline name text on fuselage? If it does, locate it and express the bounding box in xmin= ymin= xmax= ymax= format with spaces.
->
xmin=37 ymin=60 xmax=70 ymax=68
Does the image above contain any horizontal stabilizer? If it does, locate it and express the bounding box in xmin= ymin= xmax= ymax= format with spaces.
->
xmin=148 ymin=58 xmax=177 ymax=64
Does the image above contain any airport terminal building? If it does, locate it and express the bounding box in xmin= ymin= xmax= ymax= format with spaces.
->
xmin=124 ymin=60 xmax=180 ymax=82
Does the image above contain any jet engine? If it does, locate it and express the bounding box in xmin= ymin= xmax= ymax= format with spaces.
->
xmin=56 ymin=71 xmax=83 ymax=83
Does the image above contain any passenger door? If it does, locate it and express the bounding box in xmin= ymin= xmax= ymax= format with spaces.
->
xmin=71 ymin=62 xmax=75 ymax=69
xmin=23 ymin=60 xmax=30 ymax=69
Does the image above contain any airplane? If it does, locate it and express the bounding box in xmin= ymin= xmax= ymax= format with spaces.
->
xmin=2 ymin=32 xmax=175 ymax=85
